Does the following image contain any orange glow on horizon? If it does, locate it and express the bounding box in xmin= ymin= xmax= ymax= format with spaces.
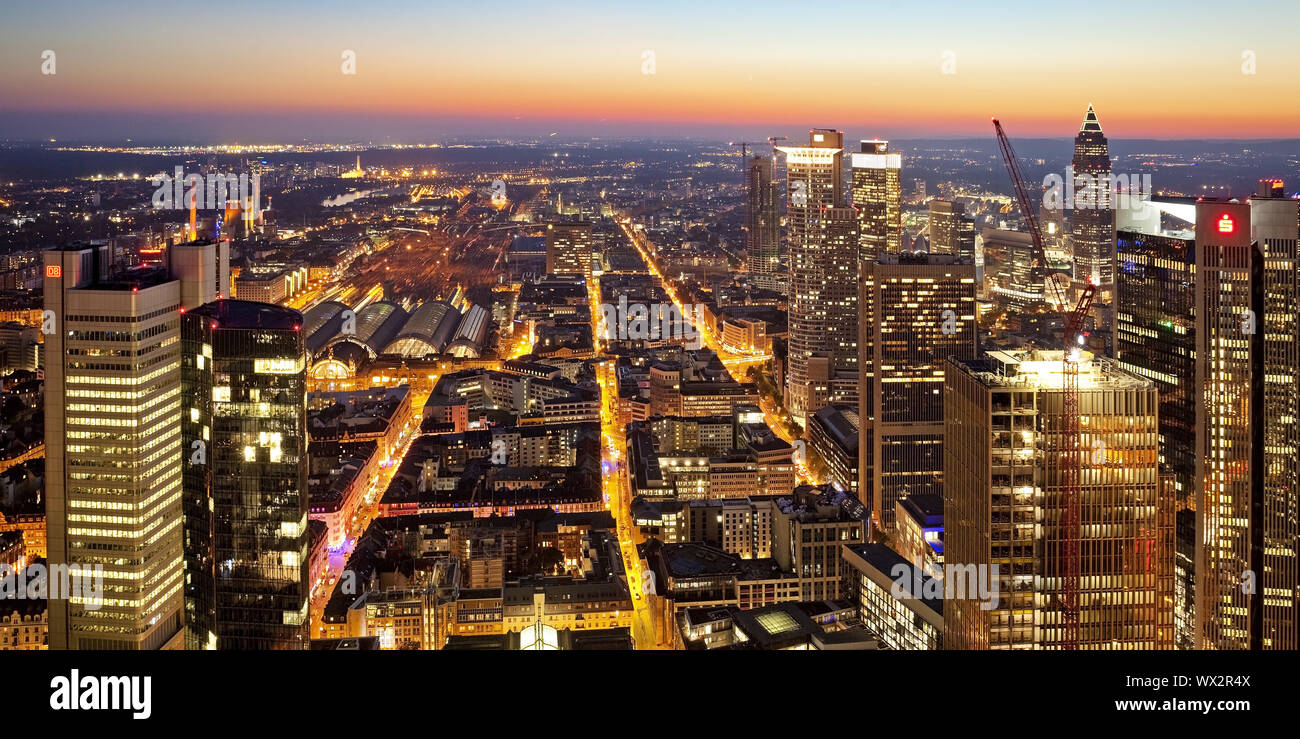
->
xmin=6 ymin=6 xmax=1300 ymax=139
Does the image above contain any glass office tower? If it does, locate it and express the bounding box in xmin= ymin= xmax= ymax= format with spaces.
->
xmin=182 ymin=299 xmax=309 ymax=650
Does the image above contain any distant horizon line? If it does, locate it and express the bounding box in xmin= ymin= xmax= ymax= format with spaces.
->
xmin=6 ymin=135 xmax=1300 ymax=147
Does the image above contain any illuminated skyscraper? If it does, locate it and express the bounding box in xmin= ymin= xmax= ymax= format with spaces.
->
xmin=851 ymin=139 xmax=902 ymax=259
xmin=1254 ymin=190 xmax=1300 ymax=652
xmin=745 ymin=154 xmax=780 ymax=283
xmin=43 ymin=239 xmax=228 ymax=650
xmin=1071 ymin=104 xmax=1115 ymax=301
xmin=779 ymin=130 xmax=851 ymax=424
xmin=928 ymin=199 xmax=975 ymax=259
xmin=865 ymin=254 xmax=976 ymax=531
xmin=1194 ymin=196 xmax=1300 ymax=650
xmin=786 ymin=206 xmax=860 ymax=422
xmin=545 ymin=221 xmax=592 ymax=277
xmin=1115 ymin=199 xmax=1197 ymax=502
xmin=182 ymin=299 xmax=309 ymax=650
xmin=1114 ymin=199 xmax=1198 ymax=648
xmin=852 ymin=140 xmax=904 ymax=459
xmin=778 ymin=129 xmax=843 ymax=256
xmin=983 ymin=228 xmax=1046 ymax=310
xmin=944 ymin=350 xmax=1171 ymax=649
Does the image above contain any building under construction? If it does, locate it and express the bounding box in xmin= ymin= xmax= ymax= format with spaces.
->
xmin=943 ymin=349 xmax=1173 ymax=649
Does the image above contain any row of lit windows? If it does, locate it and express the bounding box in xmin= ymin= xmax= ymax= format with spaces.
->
xmin=67 ymin=320 xmax=176 ymax=344
xmin=66 ymin=346 xmax=177 ymax=374
xmin=66 ymin=424 xmax=177 ymax=458
xmin=67 ymin=389 xmax=180 ymax=418
xmin=66 ymin=362 xmax=176 ymax=387
xmin=66 ymin=305 xmax=179 ymax=324
xmin=68 ymin=471 xmax=134 ymax=486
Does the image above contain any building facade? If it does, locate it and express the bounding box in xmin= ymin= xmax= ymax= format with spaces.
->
xmin=945 ymin=350 xmax=1171 ymax=649
xmin=864 ymin=253 xmax=977 ymax=531
xmin=928 ymin=199 xmax=975 ymax=259
xmin=545 ymin=221 xmax=593 ymax=277
xmin=841 ymin=543 xmax=942 ymax=650
xmin=43 ymin=239 xmax=227 ymax=650
xmin=1194 ymin=197 xmax=1299 ymax=650
xmin=1115 ymin=210 xmax=1196 ymax=503
xmin=182 ymin=299 xmax=310 ymax=650
xmin=1071 ymin=104 xmax=1116 ymax=300
xmin=745 ymin=154 xmax=780 ymax=279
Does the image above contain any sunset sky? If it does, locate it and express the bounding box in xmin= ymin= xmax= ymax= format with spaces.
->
xmin=2 ymin=0 xmax=1298 ymax=141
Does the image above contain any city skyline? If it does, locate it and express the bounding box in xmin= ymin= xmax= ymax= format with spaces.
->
xmin=4 ymin=0 xmax=1300 ymax=687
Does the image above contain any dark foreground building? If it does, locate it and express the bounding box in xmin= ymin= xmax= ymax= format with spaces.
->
xmin=182 ymin=299 xmax=309 ymax=650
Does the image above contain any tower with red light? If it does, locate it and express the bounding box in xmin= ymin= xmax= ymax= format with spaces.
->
xmin=1193 ymin=196 xmax=1300 ymax=650
xmin=41 ymin=239 xmax=229 ymax=650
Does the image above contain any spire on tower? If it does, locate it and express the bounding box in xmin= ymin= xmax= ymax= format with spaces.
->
xmin=1080 ymin=104 xmax=1103 ymax=133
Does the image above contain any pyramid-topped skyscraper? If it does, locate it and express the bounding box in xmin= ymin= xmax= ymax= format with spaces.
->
xmin=1070 ymin=104 xmax=1115 ymax=304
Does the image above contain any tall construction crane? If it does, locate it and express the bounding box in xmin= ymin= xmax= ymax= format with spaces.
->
xmin=992 ymin=117 xmax=1094 ymax=650
xmin=731 ymin=141 xmax=752 ymax=174
xmin=766 ymin=136 xmax=789 ymax=199
xmin=734 ymin=137 xmax=789 ymax=175
xmin=766 ymin=136 xmax=787 ymax=166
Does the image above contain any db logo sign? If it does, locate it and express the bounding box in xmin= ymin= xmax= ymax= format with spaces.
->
xmin=46 ymin=265 xmax=62 ymax=278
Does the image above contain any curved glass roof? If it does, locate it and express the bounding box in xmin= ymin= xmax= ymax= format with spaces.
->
xmin=380 ymin=300 xmax=459 ymax=356
xmin=322 ymin=300 xmax=408 ymax=359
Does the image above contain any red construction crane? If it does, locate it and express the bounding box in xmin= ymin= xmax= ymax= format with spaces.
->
xmin=992 ymin=117 xmax=1094 ymax=650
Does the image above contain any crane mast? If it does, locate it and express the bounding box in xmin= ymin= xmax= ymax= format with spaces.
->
xmin=992 ymin=118 xmax=1094 ymax=650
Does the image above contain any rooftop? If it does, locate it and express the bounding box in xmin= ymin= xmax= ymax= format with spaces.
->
xmin=843 ymin=543 xmax=943 ymax=616
xmin=899 ymin=494 xmax=943 ymax=524
xmin=954 ymin=350 xmax=1152 ymax=392
xmin=189 ymin=299 xmax=303 ymax=331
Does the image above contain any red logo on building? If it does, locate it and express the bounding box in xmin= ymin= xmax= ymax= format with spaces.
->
xmin=1218 ymin=215 xmax=1235 ymax=234
xmin=46 ymin=265 xmax=62 ymax=278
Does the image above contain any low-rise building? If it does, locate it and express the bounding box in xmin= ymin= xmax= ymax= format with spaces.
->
xmin=720 ymin=317 xmax=768 ymax=355
xmin=773 ymin=485 xmax=868 ymax=601
xmin=309 ymin=440 xmax=378 ymax=550
xmin=653 ymin=542 xmax=800 ymax=613
xmin=807 ymin=404 xmax=859 ymax=497
xmin=0 ymin=597 xmax=46 ymax=650
xmin=894 ymin=494 xmax=944 ymax=573
xmin=841 ymin=543 xmax=943 ymax=650
xmin=682 ymin=600 xmax=879 ymax=650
